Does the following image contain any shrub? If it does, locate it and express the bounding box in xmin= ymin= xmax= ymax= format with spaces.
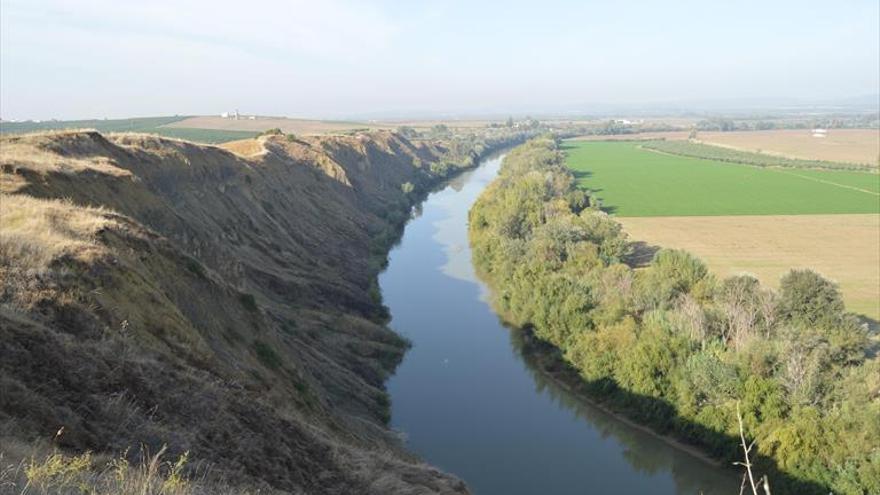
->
xmin=239 ymin=292 xmax=258 ymax=312
xmin=778 ymin=269 xmax=845 ymax=327
xmin=253 ymin=340 xmax=282 ymax=369
xmin=258 ymin=128 xmax=283 ymax=137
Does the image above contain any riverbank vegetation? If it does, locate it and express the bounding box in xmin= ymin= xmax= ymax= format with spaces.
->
xmin=468 ymin=137 xmax=879 ymax=494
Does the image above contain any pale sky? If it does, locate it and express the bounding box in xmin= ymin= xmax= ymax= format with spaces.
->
xmin=1 ymin=0 xmax=878 ymax=120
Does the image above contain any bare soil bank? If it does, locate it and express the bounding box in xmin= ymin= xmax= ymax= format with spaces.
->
xmin=1 ymin=129 xmax=529 ymax=493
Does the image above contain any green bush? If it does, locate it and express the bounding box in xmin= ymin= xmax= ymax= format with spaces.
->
xmin=239 ymin=292 xmax=258 ymax=312
xmin=253 ymin=340 xmax=282 ymax=369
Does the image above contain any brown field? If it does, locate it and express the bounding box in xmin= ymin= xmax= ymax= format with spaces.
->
xmin=163 ymin=115 xmax=387 ymax=134
xmin=163 ymin=115 xmax=496 ymax=135
xmin=619 ymin=214 xmax=880 ymax=320
xmin=695 ymin=129 xmax=880 ymax=165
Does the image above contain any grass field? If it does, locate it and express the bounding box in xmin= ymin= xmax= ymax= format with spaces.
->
xmin=0 ymin=116 xmax=188 ymax=134
xmin=0 ymin=116 xmax=258 ymax=143
xmin=619 ymin=214 xmax=880 ymax=320
xmin=563 ymin=141 xmax=880 ymax=217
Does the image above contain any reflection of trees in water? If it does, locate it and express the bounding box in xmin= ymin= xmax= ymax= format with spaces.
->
xmin=410 ymin=203 xmax=424 ymax=220
xmin=446 ymin=170 xmax=471 ymax=192
xmin=444 ymin=151 xmax=507 ymax=193
xmin=506 ymin=327 xmax=739 ymax=495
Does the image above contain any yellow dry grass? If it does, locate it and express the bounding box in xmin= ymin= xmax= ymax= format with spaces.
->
xmin=619 ymin=214 xmax=880 ymax=320
xmin=219 ymin=137 xmax=267 ymax=157
xmin=695 ymin=129 xmax=880 ymax=165
xmin=0 ymin=194 xmax=115 ymax=270
xmin=0 ymin=131 xmax=131 ymax=194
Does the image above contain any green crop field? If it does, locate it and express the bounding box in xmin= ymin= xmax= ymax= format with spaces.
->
xmin=563 ymin=141 xmax=880 ymax=217
xmin=0 ymin=116 xmax=258 ymax=144
xmin=147 ymin=127 xmax=259 ymax=144
xmin=0 ymin=116 xmax=188 ymax=134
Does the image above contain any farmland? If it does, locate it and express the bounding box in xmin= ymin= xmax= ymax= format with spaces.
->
xmin=563 ymin=141 xmax=879 ymax=217
xmin=643 ymin=139 xmax=877 ymax=172
xmin=164 ymin=115 xmax=497 ymax=135
xmin=695 ymin=129 xmax=880 ymax=165
xmin=563 ymin=139 xmax=880 ymax=320
xmin=618 ymin=214 xmax=880 ymax=319
xmin=0 ymin=115 xmax=258 ymax=143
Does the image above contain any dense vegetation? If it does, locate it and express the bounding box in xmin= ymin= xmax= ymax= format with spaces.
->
xmin=643 ymin=139 xmax=879 ymax=171
xmin=563 ymin=141 xmax=880 ymax=216
xmin=0 ymin=115 xmax=259 ymax=143
xmin=469 ymin=137 xmax=879 ymax=494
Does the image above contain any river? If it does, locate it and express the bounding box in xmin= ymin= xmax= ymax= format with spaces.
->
xmin=380 ymin=153 xmax=740 ymax=494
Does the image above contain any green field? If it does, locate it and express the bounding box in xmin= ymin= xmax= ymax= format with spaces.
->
xmin=0 ymin=116 xmax=258 ymax=144
xmin=563 ymin=141 xmax=880 ymax=217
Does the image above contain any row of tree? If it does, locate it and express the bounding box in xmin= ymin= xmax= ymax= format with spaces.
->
xmin=643 ymin=139 xmax=877 ymax=171
xmin=468 ymin=137 xmax=878 ymax=494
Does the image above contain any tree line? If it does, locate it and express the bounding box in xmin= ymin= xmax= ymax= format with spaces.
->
xmin=643 ymin=139 xmax=878 ymax=171
xmin=468 ymin=137 xmax=878 ymax=494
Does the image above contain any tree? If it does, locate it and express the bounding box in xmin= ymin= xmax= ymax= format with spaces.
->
xmin=778 ymin=269 xmax=844 ymax=327
xmin=718 ymin=275 xmax=765 ymax=349
xmin=396 ymin=125 xmax=418 ymax=138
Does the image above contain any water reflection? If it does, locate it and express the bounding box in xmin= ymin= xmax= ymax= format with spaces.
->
xmin=382 ymin=153 xmax=738 ymax=495
xmin=508 ymin=329 xmax=738 ymax=494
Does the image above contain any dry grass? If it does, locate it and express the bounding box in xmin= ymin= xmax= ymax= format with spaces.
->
xmin=0 ymin=438 xmax=267 ymax=495
xmin=0 ymin=132 xmax=131 ymax=194
xmin=619 ymin=214 xmax=880 ymax=319
xmin=695 ymin=129 xmax=880 ymax=165
xmin=219 ymin=138 xmax=267 ymax=157
xmin=0 ymin=194 xmax=116 ymax=270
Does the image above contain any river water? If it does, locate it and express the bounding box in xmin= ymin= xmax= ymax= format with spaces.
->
xmin=381 ymin=153 xmax=739 ymax=494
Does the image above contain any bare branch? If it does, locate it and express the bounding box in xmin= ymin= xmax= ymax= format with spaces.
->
xmin=736 ymin=402 xmax=760 ymax=495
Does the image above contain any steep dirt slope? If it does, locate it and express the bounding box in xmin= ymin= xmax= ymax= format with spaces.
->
xmin=0 ymin=130 xmax=483 ymax=493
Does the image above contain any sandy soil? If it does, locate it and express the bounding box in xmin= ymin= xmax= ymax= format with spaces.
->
xmin=696 ymin=129 xmax=879 ymax=165
xmin=618 ymin=214 xmax=880 ymax=320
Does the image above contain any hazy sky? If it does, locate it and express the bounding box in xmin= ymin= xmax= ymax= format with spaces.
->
xmin=1 ymin=0 xmax=878 ymax=120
